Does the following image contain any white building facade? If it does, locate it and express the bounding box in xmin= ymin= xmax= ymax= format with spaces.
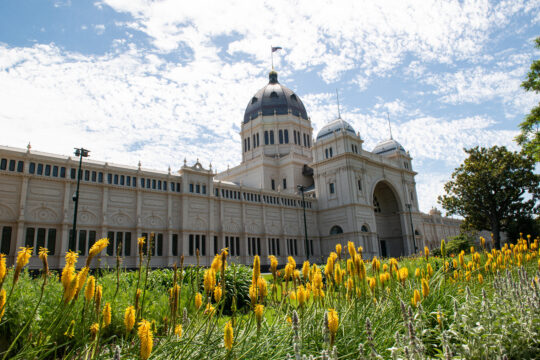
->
xmin=0 ymin=71 xmax=461 ymax=269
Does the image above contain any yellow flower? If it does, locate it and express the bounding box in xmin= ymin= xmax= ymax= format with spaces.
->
xmin=85 ymin=276 xmax=96 ymax=302
xmin=287 ymin=256 xmax=296 ymax=269
xmin=302 ymin=261 xmax=310 ymax=280
xmin=14 ymin=246 xmax=32 ymax=283
xmin=75 ymin=267 xmax=89 ymax=298
xmin=335 ymin=244 xmax=342 ymax=259
xmin=268 ymin=255 xmax=278 ymax=275
xmin=138 ymin=237 xmax=146 ymax=255
xmin=87 ymin=238 xmax=109 ymax=265
xmin=426 ymin=263 xmax=434 ymax=278
xmin=38 ymin=247 xmax=49 ymax=275
xmin=424 ymin=246 xmax=429 ymax=261
xmin=398 ymin=267 xmax=408 ymax=284
xmin=224 ymin=320 xmax=234 ymax=350
xmin=252 ymin=255 xmax=260 ymax=284
xmin=411 ymin=289 xmax=421 ymax=307
xmin=195 ymin=292 xmax=202 ymax=309
xmin=257 ymin=277 xmax=268 ymax=299
xmin=203 ymin=269 xmax=216 ymax=293
xmin=478 ymin=273 xmax=483 ymax=284
xmin=286 ymin=316 xmax=292 ymax=324
xmin=327 ymin=309 xmax=339 ymax=346
xmin=371 ymin=257 xmax=380 ymax=272
xmin=138 ymin=320 xmax=153 ymax=360
xmin=0 ymin=289 xmax=6 ymax=321
xmin=95 ymin=285 xmax=103 ymax=312
xmin=214 ymin=285 xmax=222 ymax=303
xmin=204 ymin=303 xmax=215 ymax=316
xmin=254 ymin=304 xmax=264 ymax=325
xmin=124 ymin=306 xmax=136 ymax=332
xmin=421 ymin=278 xmax=429 ymax=298
xmin=415 ymin=268 xmax=420 ymax=278
xmin=297 ymin=285 xmax=307 ymax=307
xmin=175 ymin=324 xmax=182 ymax=338
xmin=382 ymin=263 xmax=388 ymax=273
xmin=437 ymin=311 xmax=442 ymax=325
xmin=90 ymin=323 xmax=100 ymax=339
xmin=0 ymin=254 xmax=7 ymax=286
xmin=347 ymin=241 xmax=356 ymax=259
xmin=102 ymin=302 xmax=112 ymax=327
xmin=65 ymin=250 xmax=78 ymax=267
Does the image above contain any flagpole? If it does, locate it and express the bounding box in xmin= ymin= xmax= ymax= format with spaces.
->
xmin=271 ymin=46 xmax=274 ymax=70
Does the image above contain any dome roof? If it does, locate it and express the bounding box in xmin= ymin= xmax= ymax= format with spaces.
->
xmin=316 ymin=118 xmax=356 ymax=140
xmin=372 ymin=138 xmax=406 ymax=156
xmin=243 ymin=71 xmax=308 ymax=123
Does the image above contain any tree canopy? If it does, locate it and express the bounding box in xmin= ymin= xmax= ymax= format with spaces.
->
xmin=438 ymin=146 xmax=539 ymax=249
xmin=516 ymin=37 xmax=540 ymax=161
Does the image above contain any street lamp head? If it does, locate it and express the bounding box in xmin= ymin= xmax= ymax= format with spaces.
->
xmin=74 ymin=148 xmax=90 ymax=157
xmin=297 ymin=184 xmax=304 ymax=191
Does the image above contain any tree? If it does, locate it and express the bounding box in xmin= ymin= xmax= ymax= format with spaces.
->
xmin=516 ymin=37 xmax=540 ymax=161
xmin=438 ymin=146 xmax=539 ymax=249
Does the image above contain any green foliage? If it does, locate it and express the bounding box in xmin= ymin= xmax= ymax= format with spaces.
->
xmin=438 ymin=145 xmax=539 ymax=248
xmin=516 ymin=37 xmax=540 ymax=161
xmin=431 ymin=233 xmax=474 ymax=256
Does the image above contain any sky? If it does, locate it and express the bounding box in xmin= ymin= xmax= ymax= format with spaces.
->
xmin=0 ymin=0 xmax=538 ymax=214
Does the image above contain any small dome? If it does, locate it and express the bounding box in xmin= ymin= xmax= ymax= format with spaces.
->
xmin=243 ymin=71 xmax=308 ymax=123
xmin=372 ymin=139 xmax=406 ymax=156
xmin=316 ymin=118 xmax=356 ymax=140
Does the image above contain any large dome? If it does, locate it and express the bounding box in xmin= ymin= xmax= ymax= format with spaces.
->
xmin=243 ymin=70 xmax=308 ymax=123
xmin=372 ymin=139 xmax=406 ymax=156
xmin=316 ymin=118 xmax=356 ymax=140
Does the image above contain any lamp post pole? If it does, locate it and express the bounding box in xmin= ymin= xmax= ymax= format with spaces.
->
xmin=297 ymin=185 xmax=309 ymax=261
xmin=71 ymin=148 xmax=90 ymax=251
xmin=406 ymin=203 xmax=417 ymax=254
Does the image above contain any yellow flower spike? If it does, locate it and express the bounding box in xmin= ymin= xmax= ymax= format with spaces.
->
xmin=427 ymin=263 xmax=434 ymax=278
xmin=287 ymin=256 xmax=296 ymax=269
xmin=478 ymin=273 xmax=484 ymax=284
xmin=411 ymin=289 xmax=421 ymax=307
xmin=415 ymin=268 xmax=420 ymax=278
xmin=90 ymin=323 xmax=99 ymax=339
xmin=102 ymin=302 xmax=112 ymax=328
xmin=203 ymin=268 xmax=216 ymax=293
xmin=297 ymin=285 xmax=307 ymax=307
xmin=38 ymin=247 xmax=49 ymax=276
xmin=214 ymin=285 xmax=223 ymax=303
xmin=195 ymin=293 xmax=202 ymax=309
xmin=257 ymin=277 xmax=268 ymax=300
xmin=452 ymin=259 xmax=458 ymax=269
xmin=398 ymin=267 xmax=408 ymax=285
xmin=175 ymin=324 xmax=182 ymax=338
xmin=211 ymin=254 xmax=222 ymax=272
xmin=347 ymin=241 xmax=357 ymax=259
xmin=254 ymin=304 xmax=264 ymax=326
xmin=85 ymin=276 xmax=95 ymax=302
xmin=268 ymin=255 xmax=278 ymax=275
xmin=327 ymin=309 xmax=339 ymax=347
xmin=224 ymin=321 xmax=234 ymax=350
xmin=86 ymin=238 xmax=109 ymax=266
xmin=0 ymin=254 xmax=7 ymax=286
xmin=302 ymin=261 xmax=310 ymax=280
xmin=124 ymin=306 xmax=136 ymax=333
xmin=382 ymin=263 xmax=388 ymax=273
xmin=421 ymin=278 xmax=429 ymax=298
xmin=65 ymin=250 xmax=78 ymax=267
xmin=138 ymin=320 xmax=153 ymax=360
xmin=252 ymin=255 xmax=261 ymax=284
xmin=368 ymin=277 xmax=376 ymax=292
xmin=459 ymin=251 xmax=465 ymax=268
xmin=334 ymin=263 xmax=343 ymax=285
xmin=0 ymin=289 xmax=6 ymax=321
xmin=204 ymin=303 xmax=215 ymax=316
xmin=335 ymin=244 xmax=342 ymax=259
xmin=424 ymin=246 xmax=429 ymax=261
xmin=14 ymin=246 xmax=33 ymax=284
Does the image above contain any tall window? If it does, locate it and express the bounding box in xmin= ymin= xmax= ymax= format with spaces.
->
xmin=256 ymin=133 xmax=260 ymax=147
xmin=264 ymin=131 xmax=269 ymax=145
xmin=282 ymin=178 xmax=287 ymax=189
xmin=284 ymin=129 xmax=289 ymax=143
xmin=329 ymin=183 xmax=335 ymax=194
xmin=279 ymin=130 xmax=284 ymax=144
xmin=271 ymin=179 xmax=275 ymax=191
xmin=270 ymin=130 xmax=274 ymax=144
xmin=1 ymin=226 xmax=12 ymax=254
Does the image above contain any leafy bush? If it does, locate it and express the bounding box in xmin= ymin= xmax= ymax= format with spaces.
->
xmin=431 ymin=233 xmax=474 ymax=256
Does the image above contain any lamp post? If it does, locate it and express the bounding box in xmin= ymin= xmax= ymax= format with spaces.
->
xmin=71 ymin=148 xmax=90 ymax=251
xmin=297 ymin=184 xmax=309 ymax=261
xmin=405 ymin=203 xmax=417 ymax=254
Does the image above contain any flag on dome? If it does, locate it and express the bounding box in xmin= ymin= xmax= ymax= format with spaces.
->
xmin=271 ymin=46 xmax=282 ymax=52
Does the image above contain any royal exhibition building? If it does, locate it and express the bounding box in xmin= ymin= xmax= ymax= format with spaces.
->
xmin=0 ymin=70 xmax=463 ymax=270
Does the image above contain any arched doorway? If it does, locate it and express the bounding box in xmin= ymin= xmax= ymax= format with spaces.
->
xmin=373 ymin=181 xmax=404 ymax=257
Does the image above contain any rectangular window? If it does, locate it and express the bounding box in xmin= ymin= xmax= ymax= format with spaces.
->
xmin=214 ymin=236 xmax=218 ymax=255
xmin=172 ymin=182 xmax=176 ymax=192
xmin=124 ymin=232 xmax=131 ymax=256
xmin=307 ymin=137 xmax=311 ymax=147
xmin=176 ymin=183 xmax=180 ymax=192
xmin=303 ymin=133 xmax=307 ymax=146
xmin=91 ymin=171 xmax=96 ymax=182
xmin=70 ymin=168 xmax=76 ymax=179
xmin=113 ymin=174 xmax=118 ymax=185
xmin=25 ymin=227 xmax=35 ymax=248
xmin=1 ymin=226 xmax=12 ymax=255
xmin=107 ymin=173 xmax=112 ymax=184
xmin=115 ymin=232 xmax=123 ymax=256
xmin=8 ymin=160 xmax=15 ymax=171
xmin=271 ymin=179 xmax=275 ymax=191
xmin=0 ymin=159 xmax=6 ymax=170
xmin=120 ymin=175 xmax=125 ymax=186
xmin=146 ymin=179 xmax=151 ymax=188
xmin=107 ymin=231 xmax=114 ymax=255
xmin=248 ymin=237 xmax=252 ymax=255
xmin=163 ymin=181 xmax=167 ymax=191
xmin=152 ymin=179 xmax=156 ymax=189
xmin=195 ymin=235 xmax=200 ymax=255
xmin=17 ymin=161 xmax=24 ymax=173
xmin=52 ymin=165 xmax=58 ymax=177
xmin=47 ymin=228 xmax=56 ymax=255
xmin=329 ymin=183 xmax=335 ymax=194
xmin=141 ymin=232 xmax=148 ymax=255
xmin=61 ymin=167 xmax=66 ymax=178
xmin=36 ymin=228 xmax=46 ymax=252
xmin=264 ymin=131 xmax=269 ymax=145
xmin=244 ymin=138 xmax=247 ymax=152
xmin=202 ymin=185 xmax=206 ymax=194
xmin=294 ymin=239 xmax=298 ymax=256
xmin=79 ymin=230 xmax=87 ymax=255
xmin=279 ymin=129 xmax=283 ymax=144
xmin=98 ymin=172 xmax=103 ymax=182
xmin=276 ymin=238 xmax=280 ymax=255
xmin=256 ymin=133 xmax=260 ymax=147
xmin=141 ymin=178 xmax=145 ymax=188
xmin=126 ymin=176 xmax=131 ymax=186
xmin=189 ymin=234 xmax=194 ymax=256
xmin=132 ymin=177 xmax=136 ymax=187
xmin=38 ymin=164 xmax=44 ymax=175
xmin=270 ymin=130 xmax=274 ymax=144
xmin=196 ymin=184 xmax=200 ymax=193
xmin=157 ymin=233 xmax=163 ymax=256
xmin=253 ymin=134 xmax=256 ymax=148
xmin=325 ymin=149 xmax=328 ymax=158
xmin=358 ymin=180 xmax=362 ymax=191
xmin=236 ymin=237 xmax=240 ymax=256
xmin=84 ymin=170 xmax=90 ymax=181
xmin=284 ymin=129 xmax=289 ymax=143
xmin=282 ymin=178 xmax=287 ymax=189
xmin=44 ymin=164 xmax=51 ymax=176
xmin=172 ymin=234 xmax=178 ymax=256
xmin=201 ymin=235 xmax=206 ymax=256
xmin=189 ymin=183 xmax=194 ymax=193
xmin=329 ymin=147 xmax=333 ymax=157
xmin=29 ymin=162 xmax=35 ymax=174
xmin=88 ymin=230 xmax=96 ymax=252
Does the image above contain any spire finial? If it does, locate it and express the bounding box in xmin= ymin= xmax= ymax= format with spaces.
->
xmin=27 ymin=142 xmax=31 ymax=152
xmin=271 ymin=46 xmax=282 ymax=70
xmin=386 ymin=111 xmax=393 ymax=140
xmin=336 ymin=89 xmax=341 ymax=119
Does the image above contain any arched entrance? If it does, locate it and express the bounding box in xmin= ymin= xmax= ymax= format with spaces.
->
xmin=372 ymin=181 xmax=404 ymax=257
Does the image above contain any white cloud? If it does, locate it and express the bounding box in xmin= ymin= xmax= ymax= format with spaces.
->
xmin=94 ymin=24 xmax=106 ymax=35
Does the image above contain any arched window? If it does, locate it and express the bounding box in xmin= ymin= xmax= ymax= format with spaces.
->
xmin=270 ymin=91 xmax=278 ymax=98
xmin=251 ymin=97 xmax=258 ymax=104
xmin=330 ymin=225 xmax=343 ymax=235
xmin=361 ymin=225 xmax=369 ymax=232
xmin=373 ymin=196 xmax=381 ymax=213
